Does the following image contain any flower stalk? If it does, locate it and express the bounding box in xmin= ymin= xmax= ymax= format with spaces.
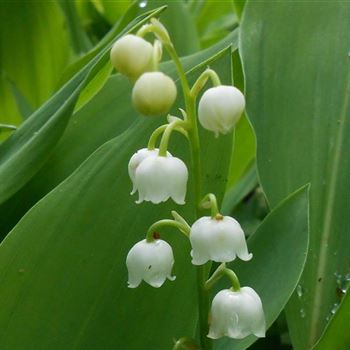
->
xmin=146 ymin=219 xmax=190 ymax=242
xmin=205 ymin=263 xmax=241 ymax=292
xmin=114 ymin=16 xmax=264 ymax=349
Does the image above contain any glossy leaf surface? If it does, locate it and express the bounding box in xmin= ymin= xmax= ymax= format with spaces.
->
xmin=240 ymin=2 xmax=350 ymax=348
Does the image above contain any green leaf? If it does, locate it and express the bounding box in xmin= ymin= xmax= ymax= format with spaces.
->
xmin=0 ymin=48 xmax=234 ymax=349
xmin=0 ymin=7 xmax=165 ymax=206
xmin=222 ymin=164 xmax=257 ymax=215
xmin=314 ymin=288 xmax=350 ymax=350
xmin=98 ymin=0 xmax=133 ymax=25
xmin=0 ymin=2 xmax=71 ymax=125
xmin=145 ymin=0 xmax=200 ymax=55
xmin=226 ymin=115 xmax=256 ymax=190
xmin=240 ymin=2 xmax=350 ymax=348
xmin=0 ymin=30 xmax=238 ymax=239
xmin=58 ymin=0 xmax=93 ymax=54
xmin=194 ymin=0 xmax=237 ymax=48
xmin=215 ymin=185 xmax=310 ymax=350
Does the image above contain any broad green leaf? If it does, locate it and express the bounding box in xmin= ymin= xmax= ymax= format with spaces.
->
xmin=58 ymin=0 xmax=93 ymax=54
xmin=215 ymin=185 xmax=310 ymax=350
xmin=0 ymin=49 xmax=233 ymax=349
xmin=222 ymin=164 xmax=257 ymax=215
xmin=6 ymin=78 xmax=33 ymax=120
xmin=0 ymin=30 xmax=238 ymax=239
xmin=314 ymin=289 xmax=350 ymax=350
xmin=227 ymin=50 xmax=256 ymax=192
xmin=195 ymin=0 xmax=237 ymax=48
xmin=226 ymin=115 xmax=256 ymax=190
xmin=0 ymin=7 xmax=165 ymax=206
xmin=0 ymin=2 xmax=71 ymax=126
xmin=145 ymin=0 xmax=200 ymax=55
xmin=99 ymin=0 xmax=133 ymax=25
xmin=240 ymin=2 xmax=350 ymax=348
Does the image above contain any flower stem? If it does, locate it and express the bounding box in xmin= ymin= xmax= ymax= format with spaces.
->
xmin=158 ymin=119 xmax=188 ymax=157
xmin=205 ymin=263 xmax=241 ymax=292
xmin=200 ymin=193 xmax=220 ymax=218
xmin=143 ymin=20 xmax=212 ymax=349
xmin=166 ymin=43 xmax=214 ymax=350
xmin=146 ymin=219 xmax=189 ymax=242
xmin=148 ymin=124 xmax=168 ymax=150
xmin=190 ymin=68 xmax=221 ymax=98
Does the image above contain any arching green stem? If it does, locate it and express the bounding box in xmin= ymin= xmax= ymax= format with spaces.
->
xmin=190 ymin=68 xmax=221 ymax=98
xmin=200 ymin=193 xmax=220 ymax=218
xmin=171 ymin=211 xmax=191 ymax=233
xmin=137 ymin=18 xmax=211 ymax=350
xmin=158 ymin=119 xmax=189 ymax=156
xmin=148 ymin=124 xmax=167 ymax=150
xmin=148 ymin=120 xmax=188 ymax=151
xmin=146 ymin=219 xmax=190 ymax=242
xmin=205 ymin=263 xmax=241 ymax=292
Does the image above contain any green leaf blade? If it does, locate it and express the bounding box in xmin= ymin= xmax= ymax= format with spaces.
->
xmin=240 ymin=2 xmax=350 ymax=348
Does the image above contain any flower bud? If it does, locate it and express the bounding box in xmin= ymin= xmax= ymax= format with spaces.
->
xmin=189 ymin=216 xmax=252 ymax=265
xmin=198 ymin=86 xmax=245 ymax=136
xmin=110 ymin=34 xmax=153 ymax=80
xmin=128 ymin=148 xmax=171 ymax=194
xmin=132 ymin=72 xmax=177 ymax=116
xmin=208 ymin=287 xmax=265 ymax=339
xmin=133 ymin=154 xmax=188 ymax=205
xmin=126 ymin=239 xmax=175 ymax=288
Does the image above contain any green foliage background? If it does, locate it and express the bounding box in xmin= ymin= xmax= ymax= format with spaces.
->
xmin=0 ymin=1 xmax=349 ymax=349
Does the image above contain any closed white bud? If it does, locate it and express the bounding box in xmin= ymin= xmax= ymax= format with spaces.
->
xmin=128 ymin=148 xmax=171 ymax=195
xmin=133 ymin=154 xmax=188 ymax=205
xmin=190 ymin=216 xmax=252 ymax=265
xmin=198 ymin=86 xmax=245 ymax=136
xmin=132 ymin=72 xmax=177 ymax=116
xmin=126 ymin=239 xmax=175 ymax=288
xmin=110 ymin=34 xmax=153 ymax=80
xmin=208 ymin=287 xmax=265 ymax=339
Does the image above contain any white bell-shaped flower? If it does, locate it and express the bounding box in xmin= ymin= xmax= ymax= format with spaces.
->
xmin=198 ymin=86 xmax=245 ymax=136
xmin=110 ymin=34 xmax=153 ymax=80
xmin=126 ymin=238 xmax=175 ymax=288
xmin=190 ymin=216 xmax=252 ymax=265
xmin=128 ymin=148 xmax=171 ymax=195
xmin=208 ymin=287 xmax=265 ymax=339
xmin=132 ymin=72 xmax=177 ymax=116
xmin=134 ymin=154 xmax=188 ymax=205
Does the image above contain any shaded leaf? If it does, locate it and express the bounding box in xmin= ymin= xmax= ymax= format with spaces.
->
xmin=240 ymin=2 xmax=350 ymax=348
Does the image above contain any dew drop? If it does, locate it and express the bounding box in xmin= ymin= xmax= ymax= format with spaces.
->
xmin=300 ymin=308 xmax=306 ymax=318
xmin=296 ymin=284 xmax=304 ymax=298
xmin=334 ymin=272 xmax=342 ymax=285
xmin=139 ymin=0 xmax=147 ymax=8
xmin=330 ymin=303 xmax=339 ymax=315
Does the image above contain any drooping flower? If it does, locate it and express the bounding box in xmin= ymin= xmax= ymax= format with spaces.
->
xmin=189 ymin=216 xmax=252 ymax=265
xmin=126 ymin=238 xmax=175 ymax=288
xmin=133 ymin=154 xmax=188 ymax=205
xmin=198 ymin=85 xmax=245 ymax=136
xmin=110 ymin=34 xmax=153 ymax=80
xmin=132 ymin=72 xmax=177 ymax=116
xmin=208 ymin=287 xmax=265 ymax=339
xmin=128 ymin=148 xmax=171 ymax=195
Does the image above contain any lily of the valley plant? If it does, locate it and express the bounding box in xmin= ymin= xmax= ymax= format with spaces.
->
xmin=110 ymin=18 xmax=265 ymax=350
